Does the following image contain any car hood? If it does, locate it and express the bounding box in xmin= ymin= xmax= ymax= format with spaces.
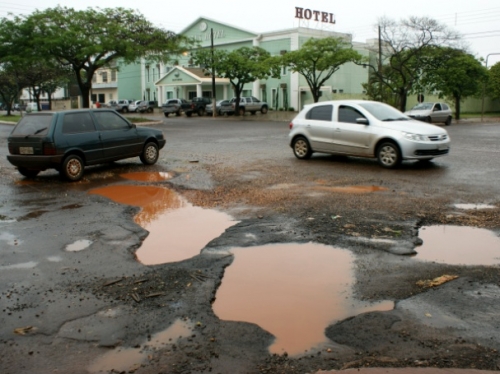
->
xmin=377 ymin=119 xmax=448 ymax=135
xmin=404 ymin=109 xmax=432 ymax=116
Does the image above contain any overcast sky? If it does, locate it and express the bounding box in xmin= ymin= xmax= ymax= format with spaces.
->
xmin=2 ymin=0 xmax=500 ymax=65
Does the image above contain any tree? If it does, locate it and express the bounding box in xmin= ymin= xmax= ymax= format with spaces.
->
xmin=0 ymin=63 xmax=29 ymax=115
xmin=421 ymin=48 xmax=487 ymax=120
xmin=0 ymin=7 xmax=188 ymax=108
xmin=281 ymin=37 xmax=364 ymax=103
xmin=193 ymin=46 xmax=281 ymax=115
xmin=367 ymin=17 xmax=460 ymax=111
xmin=488 ymin=62 xmax=500 ymax=100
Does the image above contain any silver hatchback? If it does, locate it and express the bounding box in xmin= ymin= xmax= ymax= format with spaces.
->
xmin=289 ymin=100 xmax=450 ymax=168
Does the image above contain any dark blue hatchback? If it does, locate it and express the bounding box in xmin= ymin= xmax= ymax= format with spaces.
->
xmin=7 ymin=109 xmax=166 ymax=181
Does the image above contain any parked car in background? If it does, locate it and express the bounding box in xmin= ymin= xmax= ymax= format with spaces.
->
xmin=137 ymin=100 xmax=158 ymax=113
xmin=162 ymin=99 xmax=189 ymax=117
xmin=128 ymin=100 xmax=142 ymax=113
xmin=113 ymin=99 xmax=134 ymax=113
xmin=14 ymin=103 xmax=27 ymax=111
xmin=6 ymin=109 xmax=166 ymax=181
xmin=104 ymin=100 xmax=117 ymax=108
xmin=231 ymin=96 xmax=268 ymax=115
xmin=289 ymin=100 xmax=450 ymax=169
xmin=404 ymin=102 xmax=453 ymax=126
xmin=206 ymin=99 xmax=234 ymax=116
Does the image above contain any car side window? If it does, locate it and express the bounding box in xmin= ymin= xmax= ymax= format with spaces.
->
xmin=94 ymin=111 xmax=131 ymax=131
xmin=434 ymin=103 xmax=442 ymax=111
xmin=62 ymin=113 xmax=96 ymax=134
xmin=338 ymin=106 xmax=366 ymax=124
xmin=442 ymin=104 xmax=449 ymax=110
xmin=305 ymin=105 xmax=333 ymax=121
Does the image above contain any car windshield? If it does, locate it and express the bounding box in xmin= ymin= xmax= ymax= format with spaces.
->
xmin=11 ymin=114 xmax=53 ymax=136
xmin=411 ymin=103 xmax=433 ymax=110
xmin=358 ymin=102 xmax=409 ymax=121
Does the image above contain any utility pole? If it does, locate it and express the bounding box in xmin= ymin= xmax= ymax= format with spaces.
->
xmin=211 ymin=28 xmax=216 ymax=118
xmin=378 ymin=25 xmax=383 ymax=102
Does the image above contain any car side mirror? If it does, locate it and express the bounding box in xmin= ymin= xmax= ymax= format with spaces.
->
xmin=356 ymin=118 xmax=369 ymax=125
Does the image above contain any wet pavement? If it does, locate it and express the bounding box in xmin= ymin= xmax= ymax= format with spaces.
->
xmin=0 ymin=118 xmax=500 ymax=373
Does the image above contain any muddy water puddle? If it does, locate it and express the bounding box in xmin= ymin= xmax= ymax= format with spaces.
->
xmin=314 ymin=185 xmax=388 ymax=193
xmin=213 ymin=243 xmax=393 ymax=356
xmin=416 ymin=225 xmax=500 ymax=265
xmin=89 ymin=184 xmax=237 ymax=264
xmin=88 ymin=319 xmax=193 ymax=373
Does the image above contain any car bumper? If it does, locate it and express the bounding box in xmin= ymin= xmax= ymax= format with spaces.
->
xmin=399 ymin=139 xmax=451 ymax=160
xmin=7 ymin=154 xmax=64 ymax=170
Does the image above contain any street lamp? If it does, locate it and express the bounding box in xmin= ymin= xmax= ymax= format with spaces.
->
xmin=481 ymin=53 xmax=500 ymax=122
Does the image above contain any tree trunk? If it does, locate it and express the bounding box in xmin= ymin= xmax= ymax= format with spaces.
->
xmin=398 ymin=88 xmax=407 ymax=112
xmin=454 ymin=95 xmax=461 ymax=120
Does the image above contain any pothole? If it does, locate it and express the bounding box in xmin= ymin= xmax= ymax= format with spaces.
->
xmin=88 ymin=319 xmax=193 ymax=373
xmin=416 ymin=225 xmax=500 ymax=265
xmin=213 ymin=242 xmax=393 ymax=356
xmin=89 ymin=184 xmax=238 ymax=264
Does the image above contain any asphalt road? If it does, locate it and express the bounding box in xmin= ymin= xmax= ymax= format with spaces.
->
xmin=0 ymin=115 xmax=499 ymax=374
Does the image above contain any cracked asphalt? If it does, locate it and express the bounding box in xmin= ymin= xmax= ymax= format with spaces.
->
xmin=0 ymin=114 xmax=499 ymax=374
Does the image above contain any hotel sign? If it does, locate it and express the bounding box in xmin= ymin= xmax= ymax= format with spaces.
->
xmin=295 ymin=7 xmax=336 ymax=24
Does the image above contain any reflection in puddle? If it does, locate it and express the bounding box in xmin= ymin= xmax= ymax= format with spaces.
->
xmin=89 ymin=185 xmax=237 ymax=264
xmin=121 ymin=171 xmax=174 ymax=182
xmin=88 ymin=319 xmax=193 ymax=373
xmin=314 ymin=185 xmax=388 ymax=194
xmin=213 ymin=243 xmax=393 ymax=356
xmin=65 ymin=239 xmax=93 ymax=252
xmin=0 ymin=232 xmax=21 ymax=246
xmin=0 ymin=261 xmax=38 ymax=270
xmin=417 ymin=225 xmax=500 ymax=265
xmin=454 ymin=203 xmax=496 ymax=210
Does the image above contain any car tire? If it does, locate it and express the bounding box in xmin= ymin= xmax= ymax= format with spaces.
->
xmin=292 ymin=136 xmax=312 ymax=159
xmin=164 ymin=112 xmax=169 ymax=117
xmin=148 ymin=107 xmax=153 ymax=113
xmin=445 ymin=116 xmax=452 ymax=126
xmin=238 ymin=107 xmax=245 ymax=116
xmin=377 ymin=142 xmax=401 ymax=169
xmin=261 ymin=106 xmax=268 ymax=114
xmin=61 ymin=155 xmax=84 ymax=181
xmin=198 ymin=108 xmax=205 ymax=116
xmin=140 ymin=142 xmax=159 ymax=165
xmin=122 ymin=108 xmax=128 ymax=113
xmin=18 ymin=167 xmax=40 ymax=178
xmin=425 ymin=116 xmax=432 ymax=123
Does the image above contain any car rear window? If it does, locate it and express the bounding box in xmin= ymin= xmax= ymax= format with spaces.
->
xmin=62 ymin=113 xmax=96 ymax=134
xmin=305 ymin=105 xmax=333 ymax=121
xmin=10 ymin=114 xmax=53 ymax=136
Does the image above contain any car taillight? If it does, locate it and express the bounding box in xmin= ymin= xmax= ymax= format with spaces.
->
xmin=289 ymin=122 xmax=294 ymax=130
xmin=8 ymin=143 xmax=15 ymax=154
xmin=43 ymin=142 xmax=57 ymax=155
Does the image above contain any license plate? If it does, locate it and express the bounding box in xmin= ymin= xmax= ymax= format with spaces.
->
xmin=19 ymin=147 xmax=34 ymax=155
xmin=438 ymin=145 xmax=449 ymax=151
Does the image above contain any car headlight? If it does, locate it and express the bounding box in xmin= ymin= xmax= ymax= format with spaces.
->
xmin=403 ymin=132 xmax=428 ymax=141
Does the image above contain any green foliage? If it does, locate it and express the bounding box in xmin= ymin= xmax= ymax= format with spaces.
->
xmin=193 ymin=46 xmax=281 ymax=115
xmin=0 ymin=6 xmax=188 ymax=108
xmin=282 ymin=37 xmax=364 ymax=103
xmin=488 ymin=62 xmax=500 ymax=100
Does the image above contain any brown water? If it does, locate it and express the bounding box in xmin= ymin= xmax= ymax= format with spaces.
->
xmin=88 ymin=319 xmax=193 ymax=373
xmin=417 ymin=225 xmax=500 ymax=265
xmin=213 ymin=243 xmax=393 ymax=356
xmin=314 ymin=185 xmax=388 ymax=193
xmin=89 ymin=185 xmax=237 ymax=264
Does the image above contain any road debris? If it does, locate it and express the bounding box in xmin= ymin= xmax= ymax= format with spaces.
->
xmin=416 ymin=274 xmax=459 ymax=288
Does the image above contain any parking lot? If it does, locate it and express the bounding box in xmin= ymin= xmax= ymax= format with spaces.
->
xmin=0 ymin=115 xmax=499 ymax=373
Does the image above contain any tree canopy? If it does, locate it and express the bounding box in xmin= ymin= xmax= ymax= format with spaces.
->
xmin=193 ymin=46 xmax=281 ymax=114
xmin=0 ymin=6 xmax=188 ymax=108
xmin=488 ymin=62 xmax=500 ymax=100
xmin=281 ymin=37 xmax=365 ymax=103
xmin=367 ymin=16 xmax=460 ymax=111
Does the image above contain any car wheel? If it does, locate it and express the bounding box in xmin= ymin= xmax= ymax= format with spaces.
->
xmin=198 ymin=108 xmax=205 ymax=116
xmin=292 ymin=136 xmax=312 ymax=159
xmin=261 ymin=106 xmax=268 ymax=114
xmin=238 ymin=107 xmax=245 ymax=116
xmin=426 ymin=116 xmax=432 ymax=123
xmin=164 ymin=112 xmax=169 ymax=117
xmin=377 ymin=142 xmax=401 ymax=169
xmin=61 ymin=155 xmax=84 ymax=181
xmin=445 ymin=116 xmax=452 ymax=126
xmin=148 ymin=107 xmax=153 ymax=113
xmin=140 ymin=142 xmax=159 ymax=165
xmin=18 ymin=167 xmax=40 ymax=178
xmin=122 ymin=108 xmax=128 ymax=113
